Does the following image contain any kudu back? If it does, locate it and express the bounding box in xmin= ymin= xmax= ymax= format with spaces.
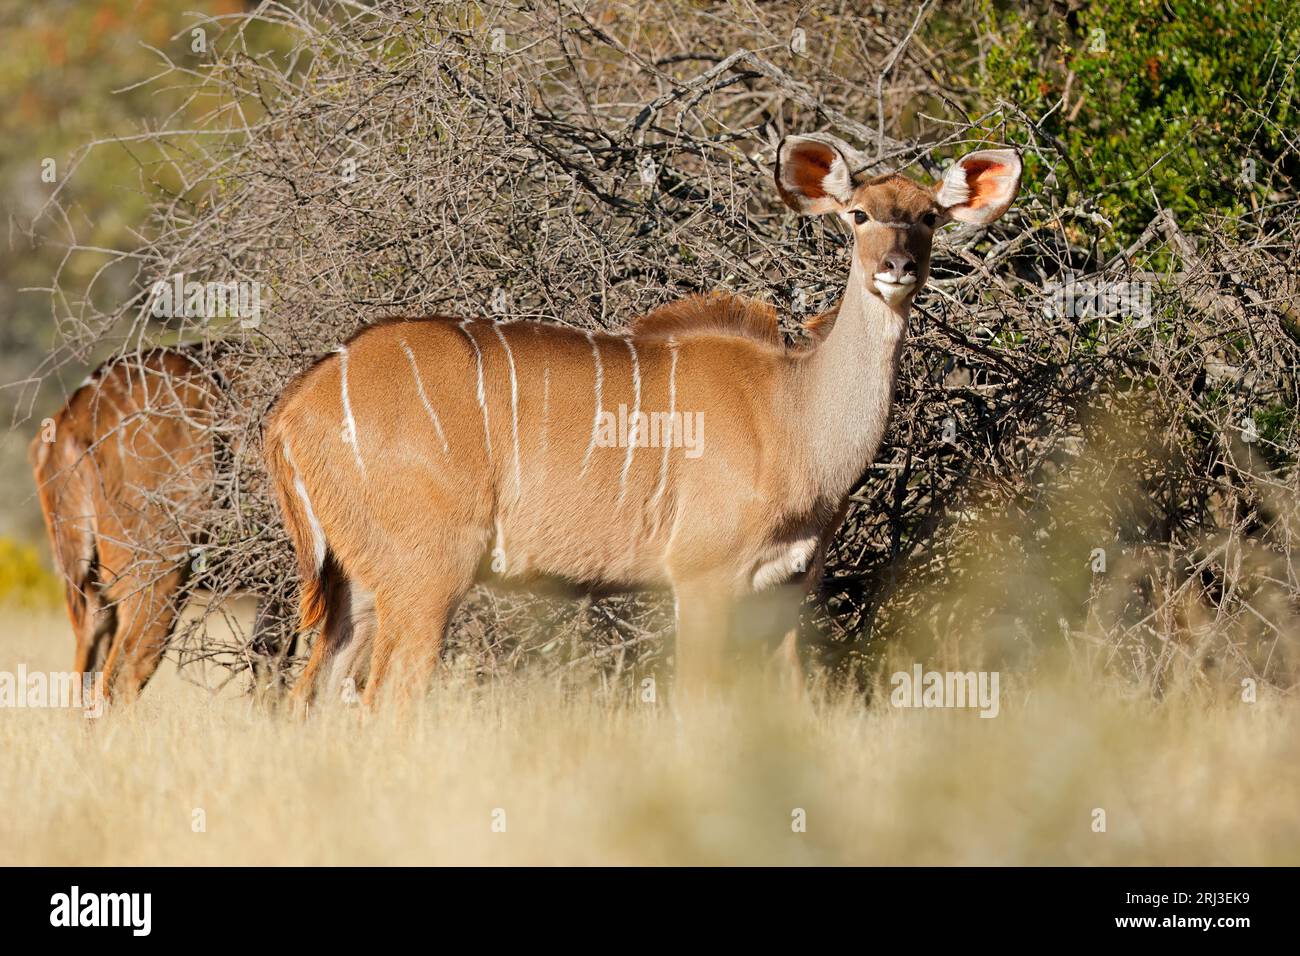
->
xmin=265 ymin=133 xmax=1021 ymax=708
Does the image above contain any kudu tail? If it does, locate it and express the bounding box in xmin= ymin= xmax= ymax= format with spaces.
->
xmin=263 ymin=422 xmax=332 ymax=636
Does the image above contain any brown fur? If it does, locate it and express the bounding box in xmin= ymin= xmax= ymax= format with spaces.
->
xmin=29 ymin=350 xmax=219 ymax=700
xmin=633 ymin=292 xmax=782 ymax=345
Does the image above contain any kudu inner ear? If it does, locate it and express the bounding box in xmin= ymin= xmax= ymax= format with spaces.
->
xmin=934 ymin=148 xmax=1022 ymax=225
xmin=776 ymin=134 xmax=860 ymax=216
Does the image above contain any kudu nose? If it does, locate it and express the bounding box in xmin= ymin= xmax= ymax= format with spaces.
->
xmin=882 ymin=252 xmax=917 ymax=282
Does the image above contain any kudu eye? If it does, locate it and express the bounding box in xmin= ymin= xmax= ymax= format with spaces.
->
xmin=923 ymin=212 xmax=938 ymax=227
xmin=852 ymin=210 xmax=869 ymax=226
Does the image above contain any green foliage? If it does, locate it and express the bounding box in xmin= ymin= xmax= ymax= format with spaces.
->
xmin=974 ymin=0 xmax=1300 ymax=245
xmin=1254 ymin=401 xmax=1297 ymax=463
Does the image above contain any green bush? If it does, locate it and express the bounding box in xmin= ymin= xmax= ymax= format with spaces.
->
xmin=973 ymin=0 xmax=1300 ymax=245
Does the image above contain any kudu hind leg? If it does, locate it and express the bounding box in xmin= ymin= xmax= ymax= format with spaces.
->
xmin=362 ymin=589 xmax=459 ymax=711
xmin=287 ymin=579 xmax=375 ymax=713
xmin=322 ymin=585 xmax=374 ymax=703
xmin=772 ymin=626 xmax=806 ymax=697
xmin=99 ymin=566 xmax=187 ymax=702
xmin=287 ymin=569 xmax=359 ymax=715
xmin=70 ymin=586 xmax=114 ymax=677
xmin=360 ymin=535 xmax=479 ymax=710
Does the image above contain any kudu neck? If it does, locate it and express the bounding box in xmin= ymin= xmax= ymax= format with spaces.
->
xmin=793 ymin=255 xmax=911 ymax=504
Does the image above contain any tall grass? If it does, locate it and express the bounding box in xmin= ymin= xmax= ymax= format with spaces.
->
xmin=1 ymin=606 xmax=1295 ymax=866
xmin=5 ymin=405 xmax=1296 ymax=865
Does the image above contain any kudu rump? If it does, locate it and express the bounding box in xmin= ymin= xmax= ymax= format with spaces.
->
xmin=266 ymin=134 xmax=1021 ymax=708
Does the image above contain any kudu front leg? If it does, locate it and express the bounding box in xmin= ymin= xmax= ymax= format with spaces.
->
xmin=761 ymin=527 xmax=838 ymax=701
xmin=671 ymin=574 xmax=735 ymax=701
xmin=732 ymin=582 xmax=807 ymax=700
xmin=772 ymin=623 xmax=806 ymax=696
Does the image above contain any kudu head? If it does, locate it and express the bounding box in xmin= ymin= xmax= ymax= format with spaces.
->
xmin=776 ymin=133 xmax=1022 ymax=310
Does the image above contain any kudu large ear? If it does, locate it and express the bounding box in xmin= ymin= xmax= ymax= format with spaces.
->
xmin=934 ymin=148 xmax=1022 ymax=224
xmin=776 ymin=134 xmax=862 ymax=215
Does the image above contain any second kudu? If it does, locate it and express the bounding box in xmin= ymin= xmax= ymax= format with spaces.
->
xmin=31 ymin=347 xmax=296 ymax=702
xmin=265 ymin=133 xmax=1021 ymax=708
xmin=29 ymin=350 xmax=217 ymax=699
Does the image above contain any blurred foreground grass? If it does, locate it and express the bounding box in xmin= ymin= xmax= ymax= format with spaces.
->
xmin=1 ymin=605 xmax=1295 ymax=866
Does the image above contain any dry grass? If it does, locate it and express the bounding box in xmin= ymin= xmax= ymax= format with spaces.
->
xmin=2 ymin=605 xmax=1296 ymax=866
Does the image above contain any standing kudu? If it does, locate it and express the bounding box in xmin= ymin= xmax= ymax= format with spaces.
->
xmin=265 ymin=133 xmax=1021 ymax=708
xmin=29 ymin=348 xmax=294 ymax=702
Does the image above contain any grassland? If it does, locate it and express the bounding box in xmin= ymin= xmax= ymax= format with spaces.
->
xmin=1 ymin=604 xmax=1296 ymax=866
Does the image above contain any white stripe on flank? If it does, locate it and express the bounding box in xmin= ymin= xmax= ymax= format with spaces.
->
xmin=459 ymin=320 xmax=493 ymax=463
xmin=580 ymin=330 xmax=603 ymax=478
xmin=541 ymin=364 xmax=551 ymax=461
xmin=283 ymin=440 xmax=326 ymax=571
xmin=401 ymin=339 xmax=449 ymax=454
xmin=618 ymin=338 xmax=641 ymax=503
xmin=493 ymin=323 xmax=523 ymax=498
xmin=337 ymin=346 xmax=366 ymax=476
xmin=650 ymin=337 xmax=678 ymax=511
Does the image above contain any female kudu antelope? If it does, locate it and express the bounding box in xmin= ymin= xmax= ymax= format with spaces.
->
xmin=30 ymin=350 xmax=218 ymax=700
xmin=30 ymin=348 xmax=295 ymax=701
xmin=265 ymin=133 xmax=1021 ymax=707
